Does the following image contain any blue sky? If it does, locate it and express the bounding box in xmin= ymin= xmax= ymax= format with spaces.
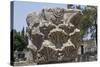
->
xmin=13 ymin=1 xmax=67 ymax=32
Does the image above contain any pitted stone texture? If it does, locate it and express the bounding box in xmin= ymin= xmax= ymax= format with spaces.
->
xmin=26 ymin=8 xmax=82 ymax=63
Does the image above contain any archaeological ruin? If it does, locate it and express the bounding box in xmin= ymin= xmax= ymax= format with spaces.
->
xmin=26 ymin=8 xmax=82 ymax=64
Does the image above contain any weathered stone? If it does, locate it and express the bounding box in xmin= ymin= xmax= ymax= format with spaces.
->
xmin=48 ymin=30 xmax=68 ymax=48
xmin=31 ymin=33 xmax=44 ymax=50
xmin=26 ymin=8 xmax=82 ymax=63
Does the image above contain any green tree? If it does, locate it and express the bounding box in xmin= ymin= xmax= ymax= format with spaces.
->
xmin=80 ymin=6 xmax=97 ymax=40
xmin=21 ymin=27 xmax=25 ymax=36
xmin=13 ymin=29 xmax=28 ymax=51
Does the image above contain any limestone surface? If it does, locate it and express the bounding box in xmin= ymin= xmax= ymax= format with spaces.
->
xmin=26 ymin=8 xmax=82 ymax=64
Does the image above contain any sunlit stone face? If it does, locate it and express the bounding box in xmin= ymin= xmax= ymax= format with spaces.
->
xmin=26 ymin=8 xmax=82 ymax=63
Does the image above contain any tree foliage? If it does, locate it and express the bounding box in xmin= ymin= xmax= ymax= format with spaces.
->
xmin=80 ymin=6 xmax=97 ymax=39
xmin=12 ymin=28 xmax=28 ymax=51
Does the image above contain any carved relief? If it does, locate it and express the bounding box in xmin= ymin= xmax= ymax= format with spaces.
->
xmin=26 ymin=8 xmax=82 ymax=64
